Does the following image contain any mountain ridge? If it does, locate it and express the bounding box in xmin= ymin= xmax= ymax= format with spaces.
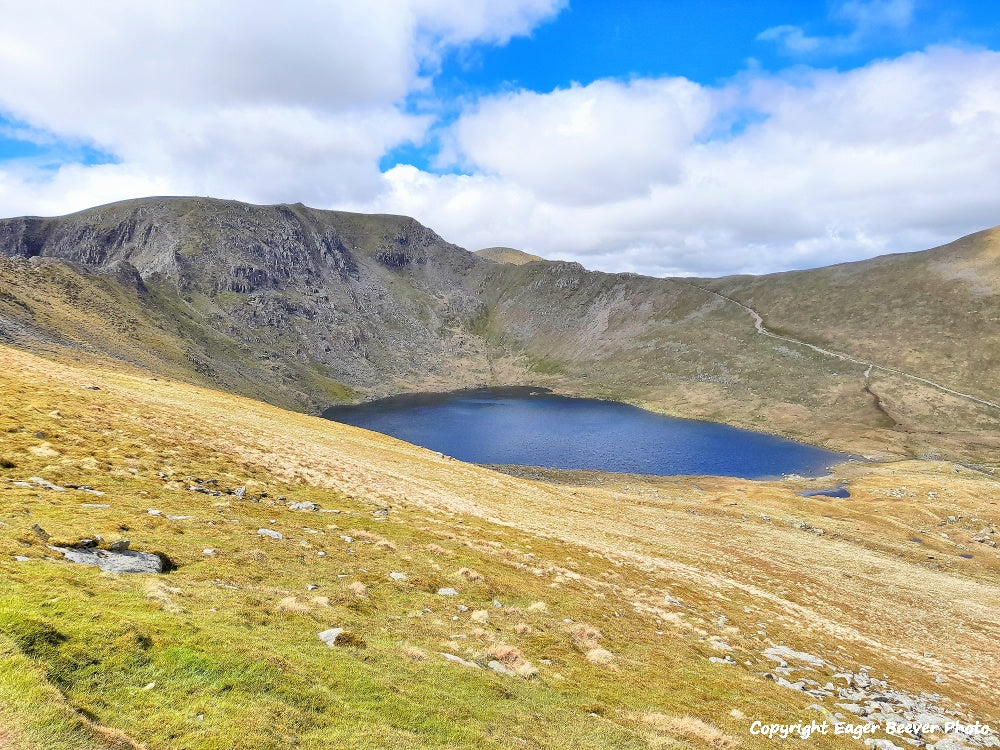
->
xmin=1 ymin=196 xmax=998 ymax=465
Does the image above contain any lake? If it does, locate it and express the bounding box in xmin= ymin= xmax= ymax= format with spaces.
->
xmin=323 ymin=387 xmax=850 ymax=479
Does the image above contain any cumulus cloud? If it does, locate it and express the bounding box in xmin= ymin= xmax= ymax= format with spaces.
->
xmin=0 ymin=0 xmax=563 ymax=212
xmin=443 ymin=78 xmax=714 ymax=204
xmin=759 ymin=0 xmax=916 ymax=56
xmin=369 ymin=47 xmax=1000 ymax=275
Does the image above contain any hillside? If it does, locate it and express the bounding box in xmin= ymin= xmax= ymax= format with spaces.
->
xmin=1 ymin=197 xmax=999 ymax=465
xmin=1 ymin=342 xmax=997 ymax=748
xmin=474 ymin=247 xmax=546 ymax=265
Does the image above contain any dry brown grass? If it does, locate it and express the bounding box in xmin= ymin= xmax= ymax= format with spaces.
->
xmin=401 ymin=645 xmax=427 ymax=661
xmin=568 ymin=622 xmax=602 ymax=652
xmin=639 ymin=713 xmax=738 ymax=749
xmin=143 ymin=580 xmax=182 ymax=613
xmin=457 ymin=567 xmax=482 ymax=581
xmin=349 ymin=581 xmax=369 ymax=598
xmin=276 ymin=596 xmax=310 ymax=614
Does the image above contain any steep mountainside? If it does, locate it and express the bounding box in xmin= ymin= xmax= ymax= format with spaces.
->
xmin=1 ymin=197 xmax=998 ymax=464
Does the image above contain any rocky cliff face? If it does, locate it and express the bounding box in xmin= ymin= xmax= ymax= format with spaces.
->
xmin=0 ymin=197 xmax=504 ymax=407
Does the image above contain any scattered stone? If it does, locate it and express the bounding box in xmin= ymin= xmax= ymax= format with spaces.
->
xmin=110 ymin=539 xmax=131 ymax=551
xmin=51 ymin=545 xmax=163 ymax=574
xmin=307 ymin=584 xmax=319 ymax=591
xmin=143 ymin=682 xmax=155 ymax=690
xmin=763 ymin=646 xmax=827 ymax=667
xmin=709 ymin=656 xmax=737 ymax=665
xmin=234 ymin=486 xmax=246 ymax=499
xmin=437 ymin=587 xmax=459 ymax=596
xmin=203 ymin=549 xmax=216 ymax=555
xmin=28 ymin=476 xmax=65 ymax=491
xmin=488 ymin=660 xmax=515 ymax=676
xmin=864 ymin=739 xmax=905 ymax=750
xmin=147 ymin=509 xmax=163 ymax=516
xmin=257 ymin=528 xmax=282 ymax=540
xmin=13 ymin=555 xmax=30 ymax=562
xmin=288 ymin=501 xmax=317 ymax=511
xmin=31 ymin=523 xmax=49 ymax=541
xmin=439 ymin=652 xmax=480 ymax=669
xmin=318 ymin=628 xmax=344 ymax=646
xmin=390 ymin=571 xmax=407 ymax=581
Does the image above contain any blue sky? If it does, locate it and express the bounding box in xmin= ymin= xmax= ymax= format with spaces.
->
xmin=1 ymin=0 xmax=999 ymax=275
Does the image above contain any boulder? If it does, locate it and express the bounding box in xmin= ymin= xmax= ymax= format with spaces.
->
xmin=50 ymin=545 xmax=163 ymax=574
xmin=257 ymin=528 xmax=282 ymax=539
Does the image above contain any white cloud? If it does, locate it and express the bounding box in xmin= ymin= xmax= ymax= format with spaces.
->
xmin=759 ymin=0 xmax=916 ymax=56
xmin=0 ymin=0 xmax=562 ymax=214
xmin=444 ymin=78 xmax=714 ymax=204
xmin=368 ymin=47 xmax=1000 ymax=276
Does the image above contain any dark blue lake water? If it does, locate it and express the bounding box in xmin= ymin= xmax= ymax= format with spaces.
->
xmin=323 ymin=387 xmax=850 ymax=479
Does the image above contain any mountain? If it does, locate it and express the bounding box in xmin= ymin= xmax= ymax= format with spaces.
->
xmin=474 ymin=246 xmax=546 ymax=265
xmin=1 ymin=201 xmax=998 ymax=748
xmin=1 ymin=196 xmax=998 ymax=465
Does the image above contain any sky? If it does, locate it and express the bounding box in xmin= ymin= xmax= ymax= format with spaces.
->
xmin=1 ymin=1 xmax=999 ymax=276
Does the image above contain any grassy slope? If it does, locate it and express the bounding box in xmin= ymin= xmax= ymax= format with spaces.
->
xmin=474 ymin=248 xmax=546 ymax=265
xmin=704 ymin=229 xmax=1000 ymax=452
xmin=1 ymin=343 xmax=997 ymax=748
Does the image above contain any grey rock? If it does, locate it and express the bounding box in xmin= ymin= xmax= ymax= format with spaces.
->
xmin=51 ymin=545 xmax=162 ymax=574
xmin=837 ymin=703 xmax=866 ymax=715
xmin=709 ymin=656 xmax=737 ymax=665
xmin=234 ymin=486 xmax=246 ymax=499
xmin=318 ymin=628 xmax=344 ymax=647
xmin=13 ymin=555 xmax=30 ymax=562
xmin=933 ymin=740 xmax=974 ymax=750
xmin=437 ymin=587 xmax=459 ymax=596
xmin=390 ymin=571 xmax=407 ymax=581
xmin=775 ymin=677 xmax=806 ymax=691
xmin=763 ymin=646 xmax=827 ymax=667
xmin=488 ymin=660 xmax=515 ymax=676
xmin=31 ymin=523 xmax=49 ymax=541
xmin=257 ymin=528 xmax=282 ymax=539
xmin=288 ymin=501 xmax=317 ymax=511
xmin=439 ymin=652 xmax=480 ymax=669
xmin=865 ymin=740 xmax=906 ymax=750
xmin=29 ymin=477 xmax=65 ymax=491
xmin=109 ymin=539 xmax=130 ymax=551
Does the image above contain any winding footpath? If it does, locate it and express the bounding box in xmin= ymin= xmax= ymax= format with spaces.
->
xmin=685 ymin=282 xmax=1000 ymax=413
